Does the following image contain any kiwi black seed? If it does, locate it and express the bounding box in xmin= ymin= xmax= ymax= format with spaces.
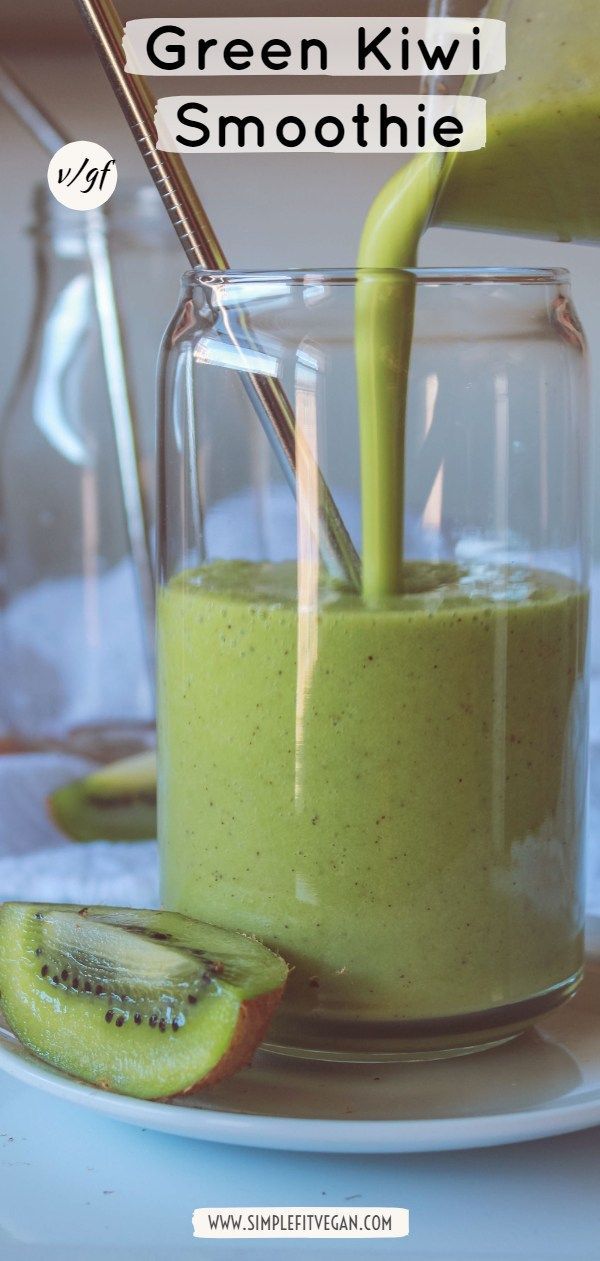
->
xmin=0 ymin=903 xmax=288 ymax=1100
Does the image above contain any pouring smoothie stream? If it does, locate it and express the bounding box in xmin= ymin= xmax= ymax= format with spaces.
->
xmin=358 ymin=0 xmax=600 ymax=601
xmin=158 ymin=0 xmax=595 ymax=1057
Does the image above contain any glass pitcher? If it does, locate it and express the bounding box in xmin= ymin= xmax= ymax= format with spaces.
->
xmin=434 ymin=0 xmax=600 ymax=243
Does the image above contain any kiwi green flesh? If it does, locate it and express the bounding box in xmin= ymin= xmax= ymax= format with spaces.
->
xmin=48 ymin=752 xmax=157 ymax=841
xmin=0 ymin=903 xmax=287 ymax=1099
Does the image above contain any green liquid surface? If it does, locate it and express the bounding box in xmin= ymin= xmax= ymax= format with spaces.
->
xmin=158 ymin=560 xmax=587 ymax=1036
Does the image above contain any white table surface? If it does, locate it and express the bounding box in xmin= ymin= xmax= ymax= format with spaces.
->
xmin=0 ymin=1067 xmax=598 ymax=1261
xmin=1 ymin=739 xmax=600 ymax=1260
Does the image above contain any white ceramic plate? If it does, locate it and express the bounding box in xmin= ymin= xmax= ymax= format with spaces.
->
xmin=0 ymin=920 xmax=599 ymax=1154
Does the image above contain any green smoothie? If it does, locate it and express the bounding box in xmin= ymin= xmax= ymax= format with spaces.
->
xmin=357 ymin=0 xmax=600 ymax=600
xmin=158 ymin=0 xmax=594 ymax=1054
xmin=158 ymin=561 xmax=588 ymax=1052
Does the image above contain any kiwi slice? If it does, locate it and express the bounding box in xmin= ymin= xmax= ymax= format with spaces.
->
xmin=48 ymin=752 xmax=157 ymax=841
xmin=0 ymin=903 xmax=287 ymax=1099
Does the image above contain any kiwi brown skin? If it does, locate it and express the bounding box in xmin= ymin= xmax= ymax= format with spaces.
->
xmin=175 ymin=988 xmax=284 ymax=1097
xmin=0 ymin=903 xmax=288 ymax=1099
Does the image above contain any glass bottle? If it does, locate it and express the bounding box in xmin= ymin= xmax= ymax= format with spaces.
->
xmin=0 ymin=184 xmax=181 ymax=760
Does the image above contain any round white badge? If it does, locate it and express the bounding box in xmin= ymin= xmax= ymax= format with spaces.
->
xmin=47 ymin=141 xmax=118 ymax=211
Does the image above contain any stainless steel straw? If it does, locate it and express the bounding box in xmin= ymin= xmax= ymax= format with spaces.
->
xmin=0 ymin=58 xmax=156 ymax=685
xmin=73 ymin=0 xmax=361 ymax=590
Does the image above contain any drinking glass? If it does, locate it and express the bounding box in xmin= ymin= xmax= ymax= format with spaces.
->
xmin=157 ymin=267 xmax=589 ymax=1059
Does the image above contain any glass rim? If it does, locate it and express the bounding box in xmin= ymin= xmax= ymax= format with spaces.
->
xmin=183 ymin=265 xmax=570 ymax=287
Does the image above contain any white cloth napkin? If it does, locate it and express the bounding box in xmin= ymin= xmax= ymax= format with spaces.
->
xmin=0 ymin=753 xmax=158 ymax=907
xmin=2 ymin=559 xmax=154 ymax=737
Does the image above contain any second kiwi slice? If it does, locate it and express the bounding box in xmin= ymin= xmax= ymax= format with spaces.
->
xmin=48 ymin=752 xmax=157 ymax=842
xmin=0 ymin=903 xmax=287 ymax=1099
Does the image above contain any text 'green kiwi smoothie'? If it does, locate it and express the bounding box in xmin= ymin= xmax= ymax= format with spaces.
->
xmin=158 ymin=0 xmax=596 ymax=1058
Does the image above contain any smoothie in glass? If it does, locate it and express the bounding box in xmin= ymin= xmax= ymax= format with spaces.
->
xmin=158 ymin=0 xmax=594 ymax=1056
xmin=158 ymin=561 xmax=588 ymax=1054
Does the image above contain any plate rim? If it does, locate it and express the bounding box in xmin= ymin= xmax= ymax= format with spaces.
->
xmin=0 ymin=916 xmax=598 ymax=1154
